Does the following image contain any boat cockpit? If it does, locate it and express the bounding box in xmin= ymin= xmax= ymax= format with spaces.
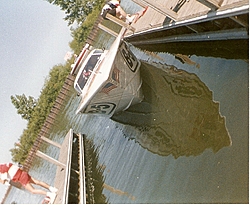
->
xmin=74 ymin=49 xmax=104 ymax=95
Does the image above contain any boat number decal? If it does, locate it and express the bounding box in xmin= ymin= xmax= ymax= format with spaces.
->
xmin=87 ymin=102 xmax=116 ymax=115
xmin=121 ymin=43 xmax=139 ymax=72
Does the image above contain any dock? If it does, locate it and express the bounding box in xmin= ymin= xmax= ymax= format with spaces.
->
xmin=53 ymin=129 xmax=87 ymax=204
xmin=52 ymin=129 xmax=105 ymax=204
xmin=3 ymin=1 xmax=248 ymax=203
xmin=125 ymin=0 xmax=249 ymax=59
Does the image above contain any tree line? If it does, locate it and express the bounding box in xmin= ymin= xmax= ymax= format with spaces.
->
xmin=10 ymin=0 xmax=105 ymax=163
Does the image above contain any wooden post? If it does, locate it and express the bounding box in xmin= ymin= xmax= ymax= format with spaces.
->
xmin=41 ymin=136 xmax=62 ymax=149
xmin=98 ymin=23 xmax=119 ymax=37
xmin=106 ymin=13 xmax=136 ymax=32
xmin=132 ymin=0 xmax=178 ymax=20
xmin=229 ymin=16 xmax=249 ymax=28
xmin=36 ymin=151 xmax=66 ymax=168
xmin=196 ymin=0 xmax=222 ymax=10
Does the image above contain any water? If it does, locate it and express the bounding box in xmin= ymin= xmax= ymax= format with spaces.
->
xmin=4 ymin=1 xmax=249 ymax=203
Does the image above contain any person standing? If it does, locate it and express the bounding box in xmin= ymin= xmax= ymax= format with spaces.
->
xmin=0 ymin=163 xmax=57 ymax=204
xmin=101 ymin=0 xmax=148 ymax=24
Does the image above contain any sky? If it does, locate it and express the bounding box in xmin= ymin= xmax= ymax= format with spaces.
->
xmin=0 ymin=0 xmax=72 ymax=199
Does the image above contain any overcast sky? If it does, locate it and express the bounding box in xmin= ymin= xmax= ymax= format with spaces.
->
xmin=0 ymin=0 xmax=72 ymax=199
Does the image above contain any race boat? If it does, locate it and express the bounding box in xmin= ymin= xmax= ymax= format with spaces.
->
xmin=72 ymin=27 xmax=143 ymax=116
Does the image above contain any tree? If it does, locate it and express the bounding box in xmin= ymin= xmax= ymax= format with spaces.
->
xmin=10 ymin=94 xmax=37 ymax=121
xmin=69 ymin=5 xmax=104 ymax=53
xmin=46 ymin=0 xmax=99 ymax=25
xmin=10 ymin=0 xmax=105 ymax=163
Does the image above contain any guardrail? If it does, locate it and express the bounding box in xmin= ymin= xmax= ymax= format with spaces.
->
xmin=62 ymin=130 xmax=87 ymax=204
xmin=62 ymin=129 xmax=74 ymax=204
xmin=79 ymin=134 xmax=87 ymax=204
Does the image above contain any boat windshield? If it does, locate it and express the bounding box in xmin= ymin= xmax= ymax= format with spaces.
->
xmin=77 ymin=54 xmax=101 ymax=90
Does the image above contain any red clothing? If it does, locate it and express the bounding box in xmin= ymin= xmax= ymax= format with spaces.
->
xmin=0 ymin=163 xmax=12 ymax=173
xmin=0 ymin=163 xmax=31 ymax=186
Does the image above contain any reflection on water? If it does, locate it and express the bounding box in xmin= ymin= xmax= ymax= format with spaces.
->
xmin=174 ymin=54 xmax=200 ymax=69
xmin=84 ymin=136 xmax=136 ymax=203
xmin=103 ymin=184 xmax=136 ymax=201
xmin=112 ymin=61 xmax=232 ymax=158
xmin=84 ymin=137 xmax=107 ymax=204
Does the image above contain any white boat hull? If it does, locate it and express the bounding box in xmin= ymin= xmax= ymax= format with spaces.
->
xmin=74 ymin=29 xmax=144 ymax=117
